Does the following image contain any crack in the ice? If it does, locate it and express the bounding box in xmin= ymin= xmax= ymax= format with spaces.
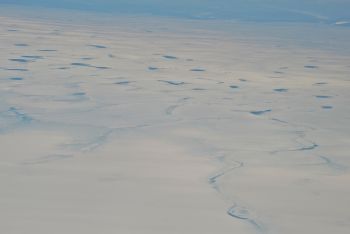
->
xmin=318 ymin=156 xmax=347 ymax=173
xmin=165 ymin=97 xmax=191 ymax=116
xmin=208 ymin=160 xmax=243 ymax=192
xmin=207 ymin=155 xmax=266 ymax=233
xmin=227 ymin=204 xmax=266 ymax=232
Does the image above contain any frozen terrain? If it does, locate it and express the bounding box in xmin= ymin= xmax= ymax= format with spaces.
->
xmin=1 ymin=7 xmax=350 ymax=234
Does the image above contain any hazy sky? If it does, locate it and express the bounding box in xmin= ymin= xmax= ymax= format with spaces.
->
xmin=1 ymin=0 xmax=349 ymax=22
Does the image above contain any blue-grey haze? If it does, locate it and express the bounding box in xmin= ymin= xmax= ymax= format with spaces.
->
xmin=0 ymin=0 xmax=349 ymax=22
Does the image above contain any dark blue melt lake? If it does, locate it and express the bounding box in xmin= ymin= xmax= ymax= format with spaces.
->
xmin=9 ymin=77 xmax=24 ymax=81
xmin=163 ymin=55 xmax=177 ymax=60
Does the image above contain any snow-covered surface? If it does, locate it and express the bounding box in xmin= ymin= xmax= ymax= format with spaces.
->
xmin=1 ymin=9 xmax=350 ymax=234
